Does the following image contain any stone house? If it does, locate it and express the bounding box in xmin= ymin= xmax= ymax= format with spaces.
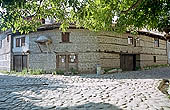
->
xmin=0 ymin=24 xmax=168 ymax=73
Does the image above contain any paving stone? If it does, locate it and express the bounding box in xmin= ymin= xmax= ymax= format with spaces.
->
xmin=0 ymin=67 xmax=170 ymax=110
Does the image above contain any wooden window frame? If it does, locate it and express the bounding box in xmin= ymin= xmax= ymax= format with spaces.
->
xmin=61 ymin=32 xmax=70 ymax=43
xmin=128 ymin=36 xmax=133 ymax=45
xmin=21 ymin=37 xmax=25 ymax=46
xmin=16 ymin=38 xmax=21 ymax=47
xmin=16 ymin=37 xmax=25 ymax=47
xmin=7 ymin=34 xmax=10 ymax=42
xmin=154 ymin=38 xmax=159 ymax=47
xmin=69 ymin=54 xmax=77 ymax=63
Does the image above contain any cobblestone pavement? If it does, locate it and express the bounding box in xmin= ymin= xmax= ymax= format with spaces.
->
xmin=0 ymin=67 xmax=170 ymax=110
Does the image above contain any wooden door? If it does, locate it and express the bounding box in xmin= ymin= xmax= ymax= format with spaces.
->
xmin=56 ymin=55 xmax=67 ymax=71
xmin=120 ymin=54 xmax=136 ymax=71
xmin=13 ymin=55 xmax=27 ymax=72
xmin=56 ymin=54 xmax=78 ymax=71
xmin=22 ymin=55 xmax=27 ymax=69
xmin=14 ymin=55 xmax=22 ymax=72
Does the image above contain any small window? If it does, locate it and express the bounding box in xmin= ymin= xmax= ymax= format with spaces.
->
xmin=16 ymin=38 xmax=21 ymax=47
xmin=154 ymin=38 xmax=159 ymax=47
xmin=128 ymin=36 xmax=133 ymax=45
xmin=69 ymin=54 xmax=77 ymax=63
xmin=16 ymin=37 xmax=25 ymax=47
xmin=134 ymin=39 xmax=136 ymax=47
xmin=21 ymin=37 xmax=25 ymax=46
xmin=42 ymin=18 xmax=45 ymax=24
xmin=153 ymin=56 xmax=156 ymax=62
xmin=7 ymin=34 xmax=10 ymax=42
xmin=62 ymin=32 xmax=70 ymax=42
xmin=0 ymin=40 xmax=2 ymax=48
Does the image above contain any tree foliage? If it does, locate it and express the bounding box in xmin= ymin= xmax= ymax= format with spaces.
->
xmin=0 ymin=0 xmax=169 ymax=34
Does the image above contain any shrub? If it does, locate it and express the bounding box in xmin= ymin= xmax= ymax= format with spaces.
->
xmin=29 ymin=69 xmax=44 ymax=75
xmin=143 ymin=64 xmax=169 ymax=70
xmin=135 ymin=67 xmax=141 ymax=70
xmin=0 ymin=70 xmax=10 ymax=74
xmin=10 ymin=70 xmax=16 ymax=74
xmin=54 ymin=69 xmax=64 ymax=75
xmin=21 ymin=68 xmax=28 ymax=75
xmin=70 ymin=68 xmax=78 ymax=75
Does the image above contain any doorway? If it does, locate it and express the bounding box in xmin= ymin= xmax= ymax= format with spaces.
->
xmin=56 ymin=54 xmax=78 ymax=71
xmin=13 ymin=55 xmax=27 ymax=72
xmin=120 ymin=54 xmax=136 ymax=71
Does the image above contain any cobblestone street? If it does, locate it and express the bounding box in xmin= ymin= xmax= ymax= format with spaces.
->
xmin=0 ymin=67 xmax=170 ymax=110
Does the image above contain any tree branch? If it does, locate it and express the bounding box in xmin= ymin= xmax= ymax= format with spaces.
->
xmin=121 ymin=0 xmax=143 ymax=14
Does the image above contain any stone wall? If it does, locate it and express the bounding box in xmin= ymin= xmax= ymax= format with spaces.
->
xmin=27 ymin=29 xmax=168 ymax=73
xmin=0 ymin=34 xmax=11 ymax=71
xmin=167 ymin=41 xmax=170 ymax=64
xmin=28 ymin=53 xmax=56 ymax=71
xmin=96 ymin=32 xmax=167 ymax=69
xmin=28 ymin=29 xmax=99 ymax=72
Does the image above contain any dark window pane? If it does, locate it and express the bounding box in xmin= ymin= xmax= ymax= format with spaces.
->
xmin=153 ymin=56 xmax=156 ymax=62
xmin=42 ymin=18 xmax=45 ymax=24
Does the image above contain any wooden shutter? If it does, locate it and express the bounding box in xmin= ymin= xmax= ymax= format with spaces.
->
xmin=22 ymin=55 xmax=27 ymax=69
xmin=62 ymin=32 xmax=70 ymax=42
xmin=14 ymin=55 xmax=22 ymax=72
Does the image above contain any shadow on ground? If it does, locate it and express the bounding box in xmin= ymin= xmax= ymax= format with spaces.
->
xmin=56 ymin=102 xmax=122 ymax=110
xmin=0 ymin=74 xmax=64 ymax=110
xmin=0 ymin=74 xmax=122 ymax=110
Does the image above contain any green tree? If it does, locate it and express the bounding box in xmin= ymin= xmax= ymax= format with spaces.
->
xmin=0 ymin=0 xmax=169 ymax=34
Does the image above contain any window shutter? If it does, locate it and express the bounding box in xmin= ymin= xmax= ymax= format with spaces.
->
xmin=62 ymin=32 xmax=70 ymax=42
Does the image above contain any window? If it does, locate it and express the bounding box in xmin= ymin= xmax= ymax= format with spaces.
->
xmin=7 ymin=34 xmax=11 ymax=42
xmin=16 ymin=37 xmax=25 ymax=47
xmin=16 ymin=38 xmax=21 ymax=47
xmin=42 ymin=18 xmax=45 ymax=24
xmin=21 ymin=37 xmax=25 ymax=46
xmin=69 ymin=54 xmax=77 ymax=63
xmin=134 ymin=39 xmax=136 ymax=47
xmin=128 ymin=36 xmax=133 ymax=45
xmin=62 ymin=32 xmax=70 ymax=42
xmin=0 ymin=40 xmax=2 ymax=48
xmin=154 ymin=38 xmax=159 ymax=47
xmin=153 ymin=56 xmax=156 ymax=62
